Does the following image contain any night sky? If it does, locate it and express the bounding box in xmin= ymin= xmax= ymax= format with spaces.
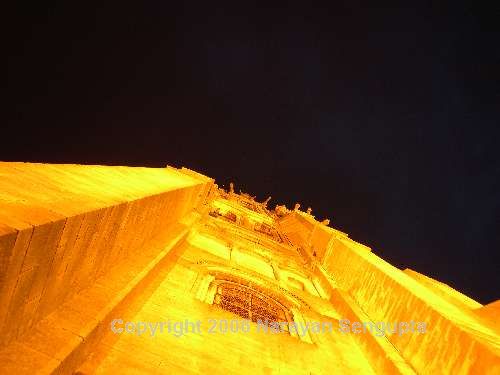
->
xmin=5 ymin=3 xmax=499 ymax=303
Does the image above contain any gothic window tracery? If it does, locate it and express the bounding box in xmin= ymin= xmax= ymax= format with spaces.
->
xmin=254 ymin=222 xmax=284 ymax=243
xmin=224 ymin=211 xmax=237 ymax=222
xmin=209 ymin=208 xmax=221 ymax=217
xmin=213 ymin=282 xmax=290 ymax=333
xmin=240 ymin=200 xmax=258 ymax=212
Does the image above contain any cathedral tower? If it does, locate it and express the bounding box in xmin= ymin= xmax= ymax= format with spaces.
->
xmin=0 ymin=162 xmax=498 ymax=374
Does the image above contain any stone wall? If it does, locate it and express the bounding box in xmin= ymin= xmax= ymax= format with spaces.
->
xmin=0 ymin=162 xmax=211 ymax=347
xmin=278 ymin=209 xmax=500 ymax=373
xmin=322 ymin=236 xmax=500 ymax=373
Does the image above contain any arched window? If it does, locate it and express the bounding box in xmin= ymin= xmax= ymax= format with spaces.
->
xmin=224 ymin=211 xmax=237 ymax=222
xmin=213 ymin=282 xmax=291 ymax=333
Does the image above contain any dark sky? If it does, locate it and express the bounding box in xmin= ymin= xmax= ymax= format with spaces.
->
xmin=5 ymin=3 xmax=499 ymax=303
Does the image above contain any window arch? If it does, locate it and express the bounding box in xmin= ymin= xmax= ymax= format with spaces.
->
xmin=213 ymin=281 xmax=292 ymax=333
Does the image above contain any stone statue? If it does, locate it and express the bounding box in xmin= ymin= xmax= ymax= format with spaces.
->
xmin=274 ymin=204 xmax=289 ymax=217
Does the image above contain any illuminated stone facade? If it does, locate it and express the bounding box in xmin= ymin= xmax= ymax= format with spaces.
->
xmin=0 ymin=162 xmax=498 ymax=374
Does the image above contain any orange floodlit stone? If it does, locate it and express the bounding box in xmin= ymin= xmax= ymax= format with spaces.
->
xmin=0 ymin=162 xmax=498 ymax=374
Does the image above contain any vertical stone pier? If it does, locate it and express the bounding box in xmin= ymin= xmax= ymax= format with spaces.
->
xmin=0 ymin=162 xmax=213 ymax=373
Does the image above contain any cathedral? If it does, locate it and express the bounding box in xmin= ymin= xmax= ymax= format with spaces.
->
xmin=0 ymin=162 xmax=498 ymax=374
